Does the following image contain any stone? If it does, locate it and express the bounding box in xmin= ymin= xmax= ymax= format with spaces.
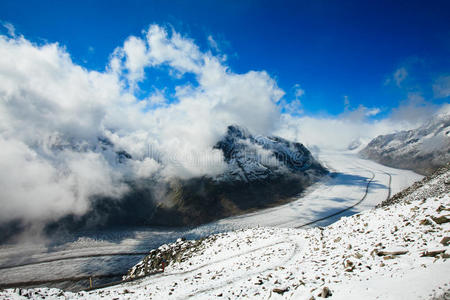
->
xmin=273 ymin=287 xmax=289 ymax=295
xmin=440 ymin=237 xmax=450 ymax=246
xmin=432 ymin=216 xmax=450 ymax=225
xmin=254 ymin=279 xmax=263 ymax=285
xmin=318 ymin=286 xmax=332 ymax=298
xmin=375 ymin=250 xmax=408 ymax=256
xmin=421 ymin=250 xmax=446 ymax=257
xmin=420 ymin=219 xmax=432 ymax=225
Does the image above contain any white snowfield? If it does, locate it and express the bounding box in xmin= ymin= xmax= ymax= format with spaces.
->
xmin=1 ymin=152 xmax=440 ymax=299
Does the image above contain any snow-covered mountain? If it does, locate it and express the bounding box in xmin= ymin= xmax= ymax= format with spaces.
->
xmin=214 ymin=125 xmax=326 ymax=182
xmin=44 ymin=125 xmax=327 ymax=231
xmin=360 ymin=113 xmax=450 ymax=175
xmin=150 ymin=125 xmax=328 ymax=226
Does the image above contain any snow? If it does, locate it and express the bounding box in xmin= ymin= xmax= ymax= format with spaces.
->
xmin=1 ymin=167 xmax=448 ymax=299
xmin=331 ymin=263 xmax=450 ymax=300
xmin=0 ymin=151 xmax=427 ymax=297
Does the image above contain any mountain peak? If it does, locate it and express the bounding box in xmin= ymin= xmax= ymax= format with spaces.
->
xmin=214 ymin=125 xmax=327 ymax=183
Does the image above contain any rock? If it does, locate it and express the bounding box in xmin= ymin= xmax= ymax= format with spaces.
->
xmin=436 ymin=205 xmax=450 ymax=213
xmin=375 ymin=250 xmax=408 ymax=256
xmin=440 ymin=237 xmax=450 ymax=246
xmin=432 ymin=216 xmax=450 ymax=224
xmin=124 ymin=238 xmax=209 ymax=279
xmin=383 ymin=255 xmax=396 ymax=260
xmin=421 ymin=250 xmax=446 ymax=257
xmin=273 ymin=287 xmax=289 ymax=295
xmin=318 ymin=286 xmax=332 ymax=298
xmin=344 ymin=259 xmax=355 ymax=272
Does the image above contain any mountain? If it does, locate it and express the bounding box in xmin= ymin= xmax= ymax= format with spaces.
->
xmin=42 ymin=125 xmax=327 ymax=232
xmin=360 ymin=113 xmax=450 ymax=175
xmin=214 ymin=125 xmax=326 ymax=182
xmin=150 ymin=125 xmax=328 ymax=226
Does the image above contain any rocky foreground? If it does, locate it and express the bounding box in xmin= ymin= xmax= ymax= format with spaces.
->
xmin=1 ymin=165 xmax=449 ymax=299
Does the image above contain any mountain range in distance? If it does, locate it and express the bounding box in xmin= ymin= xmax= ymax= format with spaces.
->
xmin=360 ymin=113 xmax=450 ymax=175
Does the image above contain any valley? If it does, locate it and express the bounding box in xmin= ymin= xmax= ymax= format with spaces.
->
xmin=0 ymin=151 xmax=421 ymax=292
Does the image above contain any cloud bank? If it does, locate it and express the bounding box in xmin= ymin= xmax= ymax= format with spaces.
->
xmin=0 ymin=24 xmax=447 ymax=234
xmin=0 ymin=25 xmax=283 ymax=227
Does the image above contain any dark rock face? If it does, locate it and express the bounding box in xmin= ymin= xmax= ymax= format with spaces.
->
xmin=360 ymin=114 xmax=450 ymax=175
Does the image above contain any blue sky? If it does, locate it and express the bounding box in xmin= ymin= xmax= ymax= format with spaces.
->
xmin=1 ymin=0 xmax=449 ymax=117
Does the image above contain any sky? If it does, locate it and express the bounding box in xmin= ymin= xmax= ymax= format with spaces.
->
xmin=1 ymin=0 xmax=449 ymax=117
xmin=0 ymin=0 xmax=449 ymax=232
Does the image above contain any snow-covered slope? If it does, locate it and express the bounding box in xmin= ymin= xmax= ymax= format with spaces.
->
xmin=360 ymin=113 xmax=450 ymax=175
xmin=2 ymin=165 xmax=447 ymax=299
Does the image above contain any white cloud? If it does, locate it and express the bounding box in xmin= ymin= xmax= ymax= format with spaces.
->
xmin=433 ymin=75 xmax=450 ymax=98
xmin=0 ymin=23 xmax=447 ymax=231
xmin=390 ymin=93 xmax=437 ymax=123
xmin=0 ymin=25 xmax=284 ymax=227
xmin=144 ymin=90 xmax=167 ymax=107
xmin=280 ymin=84 xmax=304 ymax=115
xmin=275 ymin=114 xmax=407 ymax=152
xmin=282 ymin=99 xmax=303 ymax=115
xmin=365 ymin=107 xmax=381 ymax=116
xmin=1 ymin=22 xmax=15 ymax=37
xmin=145 ymin=24 xmax=203 ymax=74
xmin=0 ymin=137 xmax=127 ymax=224
xmin=385 ymin=67 xmax=408 ymax=87
xmin=393 ymin=67 xmax=408 ymax=86
xmin=274 ymin=93 xmax=446 ymax=152
xmin=207 ymin=35 xmax=219 ymax=52
xmin=122 ymin=36 xmax=149 ymax=85
xmin=294 ymin=84 xmax=305 ymax=98
xmin=343 ymin=95 xmax=350 ymax=109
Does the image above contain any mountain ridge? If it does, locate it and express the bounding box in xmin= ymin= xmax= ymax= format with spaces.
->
xmin=41 ymin=125 xmax=328 ymax=232
xmin=360 ymin=113 xmax=450 ymax=175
